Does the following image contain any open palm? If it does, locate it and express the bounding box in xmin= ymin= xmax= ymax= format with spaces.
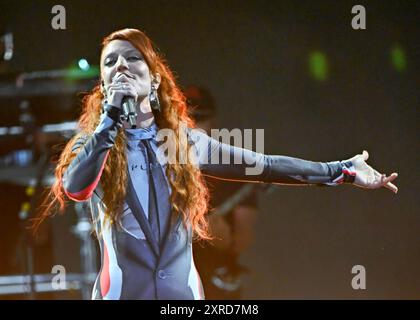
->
xmin=346 ymin=150 xmax=398 ymax=193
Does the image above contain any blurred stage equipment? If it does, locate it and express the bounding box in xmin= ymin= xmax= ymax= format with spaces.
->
xmin=0 ymin=66 xmax=99 ymax=299
xmin=1 ymin=32 xmax=13 ymax=61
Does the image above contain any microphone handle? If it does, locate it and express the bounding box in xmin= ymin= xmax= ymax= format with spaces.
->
xmin=128 ymin=114 xmax=137 ymax=129
xmin=122 ymin=97 xmax=137 ymax=129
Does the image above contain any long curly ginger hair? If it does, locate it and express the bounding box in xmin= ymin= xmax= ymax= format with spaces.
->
xmin=38 ymin=28 xmax=210 ymax=240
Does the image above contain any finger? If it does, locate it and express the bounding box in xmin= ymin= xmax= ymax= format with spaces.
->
xmin=372 ymin=170 xmax=394 ymax=186
xmin=108 ymin=82 xmax=125 ymax=86
xmin=385 ymin=172 xmax=398 ymax=182
xmin=121 ymin=84 xmax=135 ymax=91
xmin=111 ymin=89 xmax=138 ymax=99
xmin=362 ymin=150 xmax=369 ymax=161
xmin=384 ymin=181 xmax=398 ymax=194
xmin=380 ymin=173 xmax=398 ymax=193
xmin=383 ymin=173 xmax=398 ymax=188
xmin=106 ymin=84 xmax=125 ymax=91
xmin=378 ymin=172 xmax=398 ymax=184
xmin=365 ymin=166 xmax=398 ymax=193
xmin=109 ymin=86 xmax=132 ymax=93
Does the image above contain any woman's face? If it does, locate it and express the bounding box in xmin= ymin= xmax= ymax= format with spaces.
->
xmin=101 ymin=39 xmax=155 ymax=100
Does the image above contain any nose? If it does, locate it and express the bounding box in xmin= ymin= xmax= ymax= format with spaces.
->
xmin=115 ymin=55 xmax=129 ymax=72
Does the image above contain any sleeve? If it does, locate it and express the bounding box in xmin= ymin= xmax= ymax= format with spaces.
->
xmin=188 ymin=128 xmax=356 ymax=187
xmin=62 ymin=105 xmax=122 ymax=201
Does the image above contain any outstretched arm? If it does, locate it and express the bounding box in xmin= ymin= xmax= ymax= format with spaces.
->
xmin=190 ymin=129 xmax=398 ymax=192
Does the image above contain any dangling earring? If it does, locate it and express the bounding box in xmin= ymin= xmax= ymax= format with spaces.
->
xmin=149 ymin=82 xmax=161 ymax=113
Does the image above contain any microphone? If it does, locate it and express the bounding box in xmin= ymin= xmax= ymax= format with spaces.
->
xmin=121 ymin=96 xmax=137 ymax=129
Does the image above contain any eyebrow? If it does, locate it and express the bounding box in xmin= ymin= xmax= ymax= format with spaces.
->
xmin=103 ymin=49 xmax=142 ymax=60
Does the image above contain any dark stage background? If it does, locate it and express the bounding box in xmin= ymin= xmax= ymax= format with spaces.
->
xmin=0 ymin=0 xmax=418 ymax=299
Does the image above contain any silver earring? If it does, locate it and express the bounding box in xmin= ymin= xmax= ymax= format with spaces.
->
xmin=149 ymin=83 xmax=161 ymax=112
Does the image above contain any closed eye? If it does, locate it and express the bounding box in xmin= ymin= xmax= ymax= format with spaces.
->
xmin=104 ymin=58 xmax=116 ymax=67
xmin=104 ymin=56 xmax=141 ymax=67
xmin=127 ymin=56 xmax=141 ymax=62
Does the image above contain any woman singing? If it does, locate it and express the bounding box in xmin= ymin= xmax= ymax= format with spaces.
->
xmin=40 ymin=28 xmax=398 ymax=300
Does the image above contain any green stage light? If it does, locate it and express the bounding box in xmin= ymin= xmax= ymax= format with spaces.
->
xmin=78 ymin=58 xmax=90 ymax=71
xmin=64 ymin=61 xmax=99 ymax=83
xmin=309 ymin=51 xmax=328 ymax=81
xmin=390 ymin=44 xmax=406 ymax=72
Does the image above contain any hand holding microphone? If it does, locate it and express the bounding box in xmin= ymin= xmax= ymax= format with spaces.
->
xmin=121 ymin=96 xmax=138 ymax=129
xmin=105 ymin=74 xmax=138 ymax=128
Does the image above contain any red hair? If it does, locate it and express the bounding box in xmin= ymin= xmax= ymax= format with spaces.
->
xmin=36 ymin=28 xmax=211 ymax=240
